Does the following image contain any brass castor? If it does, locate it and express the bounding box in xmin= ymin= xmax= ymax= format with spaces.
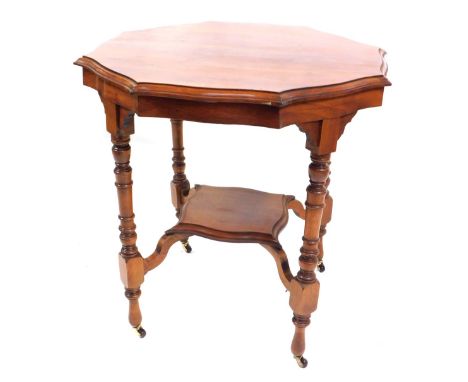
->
xmin=181 ymin=239 xmax=192 ymax=253
xmin=134 ymin=324 xmax=146 ymax=338
xmin=318 ymin=260 xmax=325 ymax=273
xmin=294 ymin=355 xmax=308 ymax=368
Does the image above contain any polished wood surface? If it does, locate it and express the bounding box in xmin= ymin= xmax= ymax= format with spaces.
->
xmin=75 ymin=22 xmax=390 ymax=106
xmin=76 ymin=23 xmax=390 ymax=368
xmin=102 ymin=99 xmax=146 ymax=337
xmin=167 ymin=185 xmax=294 ymax=246
xmin=75 ymin=22 xmax=389 ymax=128
xmin=170 ymin=119 xmax=190 ymax=218
xmin=79 ymin=66 xmax=385 ymax=128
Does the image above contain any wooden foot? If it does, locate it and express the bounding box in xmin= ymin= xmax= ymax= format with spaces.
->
xmin=125 ymin=287 xmax=144 ymax=335
xmin=290 ymin=280 xmax=320 ymax=364
xmin=291 ymin=313 xmax=312 ymax=364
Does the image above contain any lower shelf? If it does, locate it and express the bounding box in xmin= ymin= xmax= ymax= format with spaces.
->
xmin=166 ymin=185 xmax=295 ymax=246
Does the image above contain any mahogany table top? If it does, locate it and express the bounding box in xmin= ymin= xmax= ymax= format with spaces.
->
xmin=75 ymin=22 xmax=390 ymax=106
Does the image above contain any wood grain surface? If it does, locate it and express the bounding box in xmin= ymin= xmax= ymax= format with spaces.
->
xmin=75 ymin=22 xmax=390 ymax=105
xmin=166 ymin=185 xmax=294 ymax=245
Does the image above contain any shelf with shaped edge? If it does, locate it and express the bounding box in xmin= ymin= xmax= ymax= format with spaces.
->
xmin=165 ymin=185 xmax=297 ymax=246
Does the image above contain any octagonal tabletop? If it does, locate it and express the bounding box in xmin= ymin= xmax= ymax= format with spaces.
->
xmin=75 ymin=22 xmax=390 ymax=106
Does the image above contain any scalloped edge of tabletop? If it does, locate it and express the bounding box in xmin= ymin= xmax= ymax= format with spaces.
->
xmin=74 ymin=51 xmax=391 ymax=107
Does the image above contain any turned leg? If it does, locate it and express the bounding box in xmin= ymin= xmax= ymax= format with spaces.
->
xmin=289 ymin=180 xmax=332 ymax=274
xmin=170 ymin=119 xmax=192 ymax=253
xmin=318 ymin=179 xmax=333 ymax=273
xmin=103 ymin=100 xmax=146 ymax=337
xmin=290 ymin=116 xmax=353 ymax=367
xmin=289 ymin=153 xmax=331 ymax=368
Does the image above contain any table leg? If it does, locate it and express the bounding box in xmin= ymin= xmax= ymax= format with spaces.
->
xmin=318 ymin=181 xmax=333 ymax=273
xmin=287 ymin=193 xmax=330 ymax=272
xmin=170 ymin=119 xmax=192 ymax=252
xmin=103 ymin=100 xmax=146 ymax=338
xmin=289 ymin=152 xmax=330 ymax=367
xmin=290 ymin=115 xmax=353 ymax=367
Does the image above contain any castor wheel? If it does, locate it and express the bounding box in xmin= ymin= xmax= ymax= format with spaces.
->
xmin=294 ymin=355 xmax=308 ymax=368
xmin=318 ymin=261 xmax=325 ymax=273
xmin=181 ymin=239 xmax=192 ymax=253
xmin=134 ymin=325 xmax=146 ymax=338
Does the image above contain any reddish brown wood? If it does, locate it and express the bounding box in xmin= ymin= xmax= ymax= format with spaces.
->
xmin=318 ymin=183 xmax=333 ymax=271
xmin=76 ymin=23 xmax=390 ymax=368
xmin=288 ymin=199 xmax=306 ymax=220
xmin=75 ymin=23 xmax=389 ymax=129
xmin=289 ymin=152 xmax=330 ymax=361
xmin=167 ymin=185 xmax=294 ymax=246
xmin=261 ymin=244 xmax=294 ymax=290
xmin=144 ymin=233 xmax=189 ymax=273
xmin=75 ymin=22 xmax=389 ymax=105
xmin=80 ymin=69 xmax=385 ymax=129
xmin=102 ymin=99 xmax=146 ymax=336
xmin=170 ymin=119 xmax=190 ymax=217
xmin=289 ymin=115 xmax=355 ymax=366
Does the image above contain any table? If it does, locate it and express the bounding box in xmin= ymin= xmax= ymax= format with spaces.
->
xmin=75 ymin=22 xmax=390 ymax=368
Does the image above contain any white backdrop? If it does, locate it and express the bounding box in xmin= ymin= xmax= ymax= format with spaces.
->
xmin=1 ymin=1 xmax=467 ymax=381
